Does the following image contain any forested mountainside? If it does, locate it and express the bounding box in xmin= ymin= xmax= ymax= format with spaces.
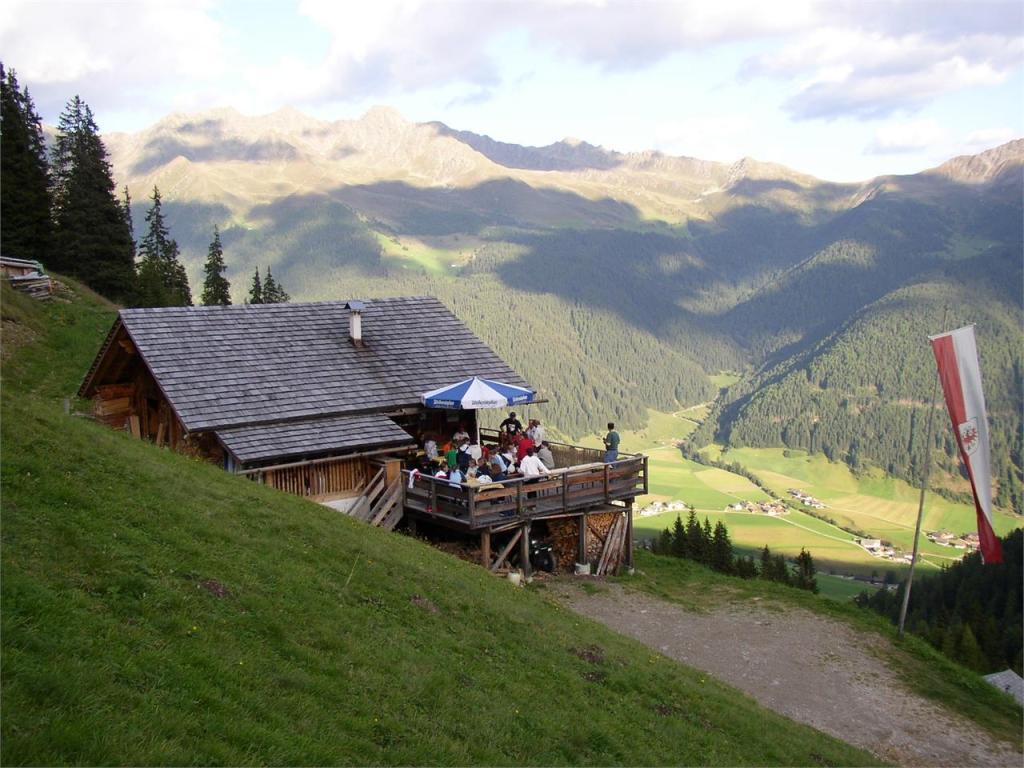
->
xmin=102 ymin=110 xmax=1023 ymax=507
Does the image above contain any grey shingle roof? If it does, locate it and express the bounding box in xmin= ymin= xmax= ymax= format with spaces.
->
xmin=216 ymin=413 xmax=416 ymax=464
xmin=98 ymin=297 xmax=529 ymax=432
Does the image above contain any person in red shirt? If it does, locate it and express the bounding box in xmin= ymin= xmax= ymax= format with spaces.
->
xmin=516 ymin=433 xmax=534 ymax=461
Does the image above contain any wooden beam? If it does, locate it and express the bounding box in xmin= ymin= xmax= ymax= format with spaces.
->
xmin=490 ymin=529 xmax=522 ymax=572
xmin=519 ymin=522 xmax=532 ymax=578
xmin=480 ymin=529 xmax=491 ymax=569
xmin=577 ymin=513 xmax=587 ymax=567
xmin=625 ymin=505 xmax=634 ymax=569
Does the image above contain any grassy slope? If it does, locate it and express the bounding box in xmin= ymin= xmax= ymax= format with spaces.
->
xmin=1 ymin=283 xmax=876 ymax=765
xmin=623 ymin=550 xmax=1023 ymax=750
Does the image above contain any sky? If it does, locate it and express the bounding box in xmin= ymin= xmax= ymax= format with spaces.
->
xmin=2 ymin=0 xmax=1022 ymax=182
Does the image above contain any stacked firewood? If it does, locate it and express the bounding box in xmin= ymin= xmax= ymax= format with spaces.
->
xmin=547 ymin=511 xmax=623 ymax=572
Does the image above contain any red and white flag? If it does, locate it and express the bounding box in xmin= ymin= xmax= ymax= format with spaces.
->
xmin=929 ymin=325 xmax=1002 ymax=564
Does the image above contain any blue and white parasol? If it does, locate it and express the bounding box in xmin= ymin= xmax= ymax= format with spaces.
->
xmin=421 ymin=376 xmax=535 ymax=410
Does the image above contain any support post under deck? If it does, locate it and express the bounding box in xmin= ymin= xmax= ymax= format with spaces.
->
xmin=625 ymin=504 xmax=634 ymax=569
xmin=520 ymin=521 xmax=532 ymax=578
xmin=577 ymin=513 xmax=588 ymax=568
xmin=480 ymin=529 xmax=491 ymax=569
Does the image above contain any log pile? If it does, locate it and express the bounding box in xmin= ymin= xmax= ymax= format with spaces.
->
xmin=8 ymin=275 xmax=53 ymax=300
xmin=93 ymin=383 xmax=135 ymax=429
xmin=547 ymin=511 xmax=622 ymax=572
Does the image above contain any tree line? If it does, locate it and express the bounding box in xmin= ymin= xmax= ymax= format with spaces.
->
xmin=0 ymin=65 xmax=288 ymax=309
xmin=650 ymin=510 xmax=818 ymax=593
xmin=856 ymin=528 xmax=1022 ymax=675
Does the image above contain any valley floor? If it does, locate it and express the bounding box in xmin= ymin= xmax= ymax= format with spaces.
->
xmin=547 ymin=579 xmax=1022 ymax=767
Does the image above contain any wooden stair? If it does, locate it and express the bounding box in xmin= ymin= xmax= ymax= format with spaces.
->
xmin=345 ymin=466 xmax=405 ymax=531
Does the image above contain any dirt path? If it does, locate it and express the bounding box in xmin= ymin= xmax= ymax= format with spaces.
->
xmin=547 ymin=581 xmax=1021 ymax=767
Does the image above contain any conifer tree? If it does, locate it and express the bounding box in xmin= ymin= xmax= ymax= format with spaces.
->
xmin=50 ymin=94 xmax=134 ymax=299
xmin=794 ymin=548 xmax=818 ymax=593
xmin=135 ymin=186 xmax=191 ymax=306
xmin=200 ymin=227 xmax=231 ymax=306
xmin=0 ymin=64 xmax=53 ymax=266
xmin=262 ymin=267 xmax=290 ymax=303
xmin=248 ymin=268 xmax=263 ymax=304
xmin=670 ymin=514 xmax=688 ymax=558
xmin=711 ymin=521 xmax=734 ymax=574
xmin=685 ymin=509 xmax=704 ymax=563
xmin=701 ymin=518 xmax=714 ymax=566
xmin=759 ymin=545 xmax=772 ymax=580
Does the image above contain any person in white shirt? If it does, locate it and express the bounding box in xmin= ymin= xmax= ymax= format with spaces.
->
xmin=424 ymin=436 xmax=438 ymax=461
xmin=527 ymin=419 xmax=545 ymax=445
xmin=518 ymin=447 xmax=550 ymax=477
xmin=452 ymin=425 xmax=470 ymax=444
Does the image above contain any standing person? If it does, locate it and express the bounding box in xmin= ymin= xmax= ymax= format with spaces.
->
xmin=457 ymin=439 xmax=472 ymax=472
xmin=445 ymin=443 xmax=458 ymax=470
xmin=603 ymin=422 xmax=620 ymax=463
xmin=423 ymin=434 xmax=438 ymax=462
xmin=499 ymin=411 xmax=522 ymax=435
xmin=452 ymin=423 xmax=470 ymax=444
xmin=527 ymin=418 xmax=545 ymax=445
xmin=516 ymin=432 xmax=535 ymax=461
xmin=519 ymin=447 xmax=550 ymax=477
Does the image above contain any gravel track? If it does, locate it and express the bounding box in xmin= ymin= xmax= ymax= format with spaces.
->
xmin=547 ymin=580 xmax=1021 ymax=767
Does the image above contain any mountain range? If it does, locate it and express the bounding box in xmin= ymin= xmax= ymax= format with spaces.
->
xmin=100 ymin=107 xmax=1024 ymax=510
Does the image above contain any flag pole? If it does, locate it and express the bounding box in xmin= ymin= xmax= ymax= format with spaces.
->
xmin=898 ymin=307 xmax=947 ymax=636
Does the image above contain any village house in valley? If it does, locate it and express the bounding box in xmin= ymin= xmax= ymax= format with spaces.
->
xmin=80 ymin=297 xmax=647 ymax=575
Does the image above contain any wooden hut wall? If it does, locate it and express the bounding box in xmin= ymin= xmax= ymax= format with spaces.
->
xmin=256 ymin=456 xmax=371 ymax=500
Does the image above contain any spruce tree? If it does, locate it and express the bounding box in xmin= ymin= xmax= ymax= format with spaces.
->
xmin=710 ymin=521 xmax=734 ymax=574
xmin=248 ymin=268 xmax=263 ymax=304
xmin=794 ymin=548 xmax=818 ymax=593
xmin=136 ymin=186 xmax=191 ymax=306
xmin=685 ymin=509 xmax=703 ymax=563
xmin=0 ymin=64 xmax=53 ymax=266
xmin=50 ymin=95 xmax=134 ymax=299
xmin=200 ymin=227 xmax=231 ymax=306
xmin=262 ymin=267 xmax=290 ymax=303
xmin=759 ymin=545 xmax=772 ymax=580
xmin=700 ymin=518 xmax=714 ymax=566
xmin=670 ymin=514 xmax=688 ymax=558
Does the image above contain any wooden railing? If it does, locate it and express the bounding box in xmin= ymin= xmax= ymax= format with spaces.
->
xmin=402 ymin=454 xmax=647 ymax=530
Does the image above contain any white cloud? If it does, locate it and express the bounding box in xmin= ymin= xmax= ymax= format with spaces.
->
xmin=961 ymin=127 xmax=1016 ymax=152
xmin=747 ymin=27 xmax=1022 ymax=120
xmin=651 ymin=115 xmax=753 ymax=163
xmin=867 ymin=119 xmax=949 ymax=154
xmin=1 ymin=0 xmax=226 ymax=122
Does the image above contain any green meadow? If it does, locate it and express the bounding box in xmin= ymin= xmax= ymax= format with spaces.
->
xmin=704 ymin=446 xmax=1022 ymax=570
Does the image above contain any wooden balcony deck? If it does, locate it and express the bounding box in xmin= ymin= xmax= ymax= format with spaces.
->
xmin=402 ymin=442 xmax=647 ymax=532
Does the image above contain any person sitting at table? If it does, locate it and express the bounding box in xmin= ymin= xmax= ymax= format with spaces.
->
xmin=453 ymin=424 xmax=470 ymax=444
xmin=465 ymin=458 xmax=480 ymax=478
xmin=447 ymin=466 xmax=464 ymax=488
xmin=537 ymin=441 xmax=555 ymax=469
xmin=499 ymin=411 xmax=523 ymax=435
xmin=488 ymin=461 xmax=507 ymax=482
xmin=433 ymin=467 xmax=448 ymax=479
xmin=500 ymin=445 xmax=518 ymax=473
xmin=519 ymin=446 xmax=550 ymax=477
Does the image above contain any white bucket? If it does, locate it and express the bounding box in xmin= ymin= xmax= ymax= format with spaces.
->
xmin=574 ymin=562 xmax=591 ymax=576
xmin=507 ymin=571 xmax=522 ymax=586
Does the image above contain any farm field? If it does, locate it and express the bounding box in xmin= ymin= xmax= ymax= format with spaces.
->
xmin=816 ymin=574 xmax=883 ymax=602
xmin=633 ymin=505 xmax=906 ymax=579
xmin=640 ymin=446 xmax=770 ymax=509
xmin=704 ymin=446 xmax=1022 ymax=569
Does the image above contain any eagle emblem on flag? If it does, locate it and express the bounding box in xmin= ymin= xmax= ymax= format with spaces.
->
xmin=958 ymin=418 xmax=979 ymax=456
